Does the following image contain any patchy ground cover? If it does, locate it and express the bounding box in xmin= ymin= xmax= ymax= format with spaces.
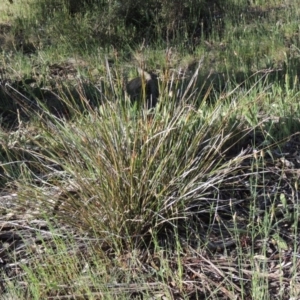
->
xmin=1 ymin=0 xmax=300 ymax=299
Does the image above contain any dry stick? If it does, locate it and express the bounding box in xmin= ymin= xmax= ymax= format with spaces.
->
xmin=185 ymin=265 xmax=237 ymax=299
xmin=187 ymin=246 xmax=242 ymax=292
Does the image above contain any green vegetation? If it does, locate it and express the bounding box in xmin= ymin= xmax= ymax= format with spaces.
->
xmin=1 ymin=0 xmax=300 ymax=298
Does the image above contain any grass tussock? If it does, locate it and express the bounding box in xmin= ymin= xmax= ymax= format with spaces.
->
xmin=17 ymin=84 xmax=248 ymax=246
